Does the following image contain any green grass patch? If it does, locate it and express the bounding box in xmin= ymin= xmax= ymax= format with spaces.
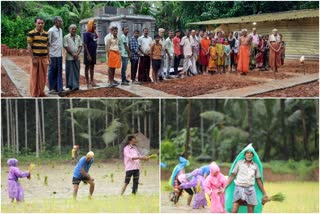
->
xmin=1 ymin=194 xmax=159 ymax=213
xmin=161 ymin=181 xmax=319 ymax=213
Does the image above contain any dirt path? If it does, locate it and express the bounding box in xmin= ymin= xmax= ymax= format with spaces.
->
xmin=1 ymin=160 xmax=159 ymax=204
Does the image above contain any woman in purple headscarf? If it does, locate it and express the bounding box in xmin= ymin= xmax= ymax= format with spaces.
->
xmin=7 ymin=158 xmax=30 ymax=202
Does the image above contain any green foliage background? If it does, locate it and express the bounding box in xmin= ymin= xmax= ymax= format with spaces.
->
xmin=1 ymin=1 xmax=318 ymax=48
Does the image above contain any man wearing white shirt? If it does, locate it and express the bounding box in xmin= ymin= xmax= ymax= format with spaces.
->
xmin=138 ymin=28 xmax=153 ymax=82
xmin=164 ymin=30 xmax=174 ymax=79
xmin=180 ymin=29 xmax=195 ymax=76
xmin=158 ymin=28 xmax=166 ymax=81
xmin=48 ymin=16 xmax=63 ymax=95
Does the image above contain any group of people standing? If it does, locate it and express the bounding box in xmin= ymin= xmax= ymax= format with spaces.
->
xmin=27 ymin=16 xmax=286 ymax=97
xmin=28 ymin=16 xmax=85 ymax=97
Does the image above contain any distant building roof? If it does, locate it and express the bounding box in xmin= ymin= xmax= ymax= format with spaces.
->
xmin=189 ymin=9 xmax=319 ymax=25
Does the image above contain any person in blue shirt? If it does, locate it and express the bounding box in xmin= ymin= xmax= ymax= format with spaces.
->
xmin=72 ymin=151 xmax=94 ymax=200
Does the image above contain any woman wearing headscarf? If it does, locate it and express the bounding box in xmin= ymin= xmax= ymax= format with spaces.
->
xmin=168 ymin=156 xmax=190 ymax=204
xmin=204 ymin=162 xmax=227 ymax=213
xmin=7 ymin=158 xmax=30 ymax=202
xmin=268 ymin=29 xmax=281 ymax=72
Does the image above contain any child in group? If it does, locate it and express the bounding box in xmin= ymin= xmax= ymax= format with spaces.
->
xmin=279 ymin=34 xmax=286 ymax=65
xmin=208 ymin=40 xmax=217 ymax=74
xmin=150 ymin=34 xmax=162 ymax=83
xmin=7 ymin=158 xmax=30 ymax=203
xmin=204 ymin=162 xmax=227 ymax=213
xmin=224 ymin=40 xmax=232 ymax=73
xmin=256 ymin=36 xmax=265 ymax=70
xmin=216 ymin=39 xmax=225 ymax=74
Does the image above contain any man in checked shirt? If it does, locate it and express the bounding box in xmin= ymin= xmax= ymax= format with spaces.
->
xmin=121 ymin=135 xmax=149 ymax=195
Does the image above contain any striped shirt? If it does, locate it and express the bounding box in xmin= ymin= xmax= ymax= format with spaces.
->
xmin=123 ymin=144 xmax=141 ymax=171
xmin=27 ymin=28 xmax=49 ymax=57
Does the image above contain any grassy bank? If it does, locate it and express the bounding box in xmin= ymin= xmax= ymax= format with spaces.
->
xmin=161 ymin=181 xmax=319 ymax=213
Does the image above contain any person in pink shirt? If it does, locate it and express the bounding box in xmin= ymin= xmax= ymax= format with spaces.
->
xmin=204 ymin=162 xmax=227 ymax=213
xmin=120 ymin=135 xmax=149 ymax=195
xmin=173 ymin=30 xmax=182 ymax=75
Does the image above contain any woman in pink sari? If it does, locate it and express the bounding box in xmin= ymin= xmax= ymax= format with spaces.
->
xmin=204 ymin=162 xmax=227 ymax=213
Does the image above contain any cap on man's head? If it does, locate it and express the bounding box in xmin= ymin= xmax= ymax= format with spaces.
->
xmin=86 ymin=151 xmax=94 ymax=158
xmin=272 ymin=29 xmax=278 ymax=32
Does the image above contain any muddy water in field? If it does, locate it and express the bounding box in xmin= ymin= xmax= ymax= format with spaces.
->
xmin=1 ymin=160 xmax=159 ymax=203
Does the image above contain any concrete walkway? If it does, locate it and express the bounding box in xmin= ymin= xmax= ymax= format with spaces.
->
xmin=2 ymin=57 xmax=318 ymax=98
xmin=195 ymin=73 xmax=319 ymax=97
xmin=1 ymin=57 xmax=177 ymax=97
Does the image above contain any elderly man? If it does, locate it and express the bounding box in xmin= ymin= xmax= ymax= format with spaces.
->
xmin=191 ymin=30 xmax=200 ymax=74
xmin=138 ymin=28 xmax=153 ymax=82
xmin=173 ymin=30 xmax=182 ymax=75
xmin=268 ymin=29 xmax=282 ymax=73
xmin=105 ymin=26 xmax=121 ymax=88
xmin=48 ymin=16 xmax=63 ymax=95
xmin=180 ymin=29 xmax=196 ymax=76
xmin=64 ymin=24 xmax=82 ymax=91
xmin=237 ymin=29 xmax=252 ymax=75
xmin=224 ymin=144 xmax=268 ymax=213
xmin=73 ymin=151 xmax=95 ymax=200
xmin=157 ymin=28 xmax=166 ymax=81
xmin=27 ymin=17 xmax=49 ymax=97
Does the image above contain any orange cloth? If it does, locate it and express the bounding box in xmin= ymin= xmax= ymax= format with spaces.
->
xmin=208 ymin=46 xmax=217 ymax=71
xmin=29 ymin=57 xmax=48 ymax=97
xmin=108 ymin=50 xmax=121 ymax=68
xmin=200 ymin=38 xmax=210 ymax=65
xmin=237 ymin=45 xmax=250 ymax=73
xmin=269 ymin=42 xmax=281 ymax=70
xmin=87 ymin=19 xmax=98 ymax=38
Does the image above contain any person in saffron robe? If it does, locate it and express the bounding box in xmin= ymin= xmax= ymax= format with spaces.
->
xmin=224 ymin=144 xmax=268 ymax=213
xmin=237 ymin=29 xmax=252 ymax=75
xmin=268 ymin=29 xmax=281 ymax=72
xmin=7 ymin=158 xmax=30 ymax=202
xmin=204 ymin=162 xmax=226 ymax=213
xmin=199 ymin=32 xmax=210 ymax=74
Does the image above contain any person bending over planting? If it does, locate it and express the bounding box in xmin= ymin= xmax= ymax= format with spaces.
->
xmin=121 ymin=135 xmax=149 ymax=195
xmin=72 ymin=151 xmax=95 ymax=200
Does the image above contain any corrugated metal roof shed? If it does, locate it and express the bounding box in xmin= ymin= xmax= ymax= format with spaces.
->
xmin=189 ymin=9 xmax=319 ymax=25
